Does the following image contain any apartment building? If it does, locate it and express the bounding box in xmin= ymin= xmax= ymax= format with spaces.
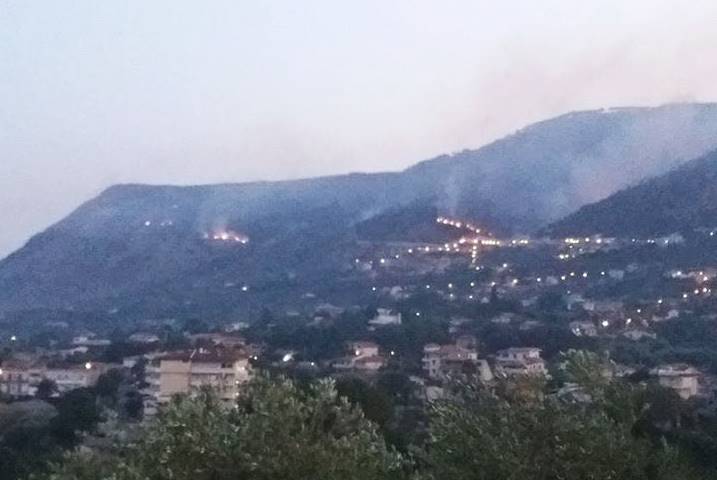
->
xmin=145 ymin=348 xmax=252 ymax=414
xmin=495 ymin=347 xmax=547 ymax=377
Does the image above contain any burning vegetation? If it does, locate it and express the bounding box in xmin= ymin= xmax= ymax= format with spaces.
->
xmin=203 ymin=230 xmax=249 ymax=244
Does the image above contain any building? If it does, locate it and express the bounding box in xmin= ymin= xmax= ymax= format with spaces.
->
xmin=569 ymin=320 xmax=598 ymax=337
xmin=0 ymin=360 xmax=104 ymax=397
xmin=0 ymin=360 xmax=45 ymax=397
xmin=315 ymin=303 xmax=345 ymax=318
xmin=495 ymin=348 xmax=547 ymax=377
xmin=72 ymin=334 xmax=112 ymax=347
xmin=565 ymin=294 xmax=587 ymax=311
xmin=369 ymin=308 xmax=402 ymax=327
xmin=490 ymin=312 xmax=516 ymax=324
xmin=45 ymin=363 xmax=104 ymax=394
xmin=187 ymin=332 xmax=246 ymax=348
xmin=422 ymin=343 xmax=492 ymax=382
xmin=389 ymin=286 xmax=409 ymax=300
xmin=224 ymin=321 xmax=250 ymax=332
xmin=608 ymin=270 xmax=625 ymax=280
xmin=348 ymin=341 xmax=380 ymax=357
xmin=448 ymin=317 xmax=472 ymax=334
xmin=652 ymin=364 xmax=700 ymax=400
xmin=455 ymin=335 xmax=478 ymax=350
xmin=332 ymin=341 xmax=385 ymax=372
xmin=519 ymin=320 xmax=543 ymax=331
xmin=622 ymin=329 xmax=656 ymax=341
xmin=128 ymin=332 xmax=161 ymax=344
xmin=145 ymin=348 xmax=252 ymax=413
xmin=652 ymin=308 xmax=680 ymax=322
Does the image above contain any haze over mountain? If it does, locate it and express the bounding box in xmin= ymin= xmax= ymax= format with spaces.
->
xmin=3 ymin=103 xmax=717 ymax=313
xmin=547 ymin=148 xmax=717 ymax=237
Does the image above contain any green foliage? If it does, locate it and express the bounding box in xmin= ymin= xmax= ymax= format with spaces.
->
xmin=377 ymin=371 xmax=414 ymax=403
xmin=38 ymin=375 xmax=409 ymax=480
xmin=28 ymin=363 xmax=717 ymax=480
xmin=1 ymin=388 xmax=105 ymax=480
xmin=35 ymin=379 xmax=58 ymax=401
xmin=335 ymin=376 xmax=394 ymax=427
xmin=0 ymin=401 xmax=59 ymax=480
xmin=426 ymin=380 xmax=706 ymax=480
xmin=49 ymin=388 xmax=102 ymax=447
xmin=94 ymin=369 xmax=123 ymax=403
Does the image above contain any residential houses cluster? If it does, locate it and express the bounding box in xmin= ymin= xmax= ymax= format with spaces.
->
xmin=0 ymin=359 xmax=106 ymax=397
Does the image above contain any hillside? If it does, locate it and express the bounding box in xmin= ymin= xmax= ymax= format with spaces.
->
xmin=3 ymin=103 xmax=717 ymax=313
xmin=546 ymin=149 xmax=717 ymax=237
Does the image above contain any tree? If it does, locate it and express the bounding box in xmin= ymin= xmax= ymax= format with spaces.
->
xmin=537 ymin=291 xmax=566 ymax=312
xmin=335 ymin=376 xmax=394 ymax=427
xmin=49 ymin=388 xmax=102 ymax=447
xmin=122 ymin=391 xmax=144 ymax=420
xmin=94 ymin=369 xmax=123 ymax=405
xmin=377 ymin=371 xmax=414 ymax=403
xmin=426 ymin=376 xmax=705 ymax=480
xmin=0 ymin=401 xmax=59 ymax=480
xmin=35 ymin=379 xmax=58 ymax=400
xmin=37 ymin=375 xmax=409 ymax=480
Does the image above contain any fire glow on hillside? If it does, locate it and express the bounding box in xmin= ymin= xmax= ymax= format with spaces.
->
xmin=203 ymin=230 xmax=249 ymax=244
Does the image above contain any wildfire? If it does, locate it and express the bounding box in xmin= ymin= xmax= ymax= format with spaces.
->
xmin=436 ymin=216 xmax=483 ymax=234
xmin=204 ymin=230 xmax=249 ymax=244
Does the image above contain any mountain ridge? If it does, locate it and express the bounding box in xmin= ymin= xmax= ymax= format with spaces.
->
xmin=4 ymin=103 xmax=717 ymax=312
xmin=546 ymin=148 xmax=717 ymax=237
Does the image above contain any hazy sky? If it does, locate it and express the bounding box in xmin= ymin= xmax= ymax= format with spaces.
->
xmin=2 ymin=1 xmax=717 ymax=257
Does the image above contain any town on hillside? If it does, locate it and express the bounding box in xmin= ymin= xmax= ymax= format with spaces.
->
xmin=3 ymin=215 xmax=717 ymax=461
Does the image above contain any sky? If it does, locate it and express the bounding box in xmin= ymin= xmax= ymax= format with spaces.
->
xmin=2 ymin=1 xmax=717 ymax=257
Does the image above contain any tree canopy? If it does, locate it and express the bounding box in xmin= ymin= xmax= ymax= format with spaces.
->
xmin=36 ymin=375 xmax=408 ymax=480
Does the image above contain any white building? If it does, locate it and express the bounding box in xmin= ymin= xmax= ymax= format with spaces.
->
xmin=490 ymin=313 xmax=515 ymax=324
xmin=72 ymin=335 xmax=112 ymax=347
xmin=129 ymin=332 xmax=161 ymax=344
xmin=422 ymin=343 xmax=492 ymax=382
xmin=622 ymin=329 xmax=656 ymax=341
xmin=652 ymin=364 xmax=700 ymax=399
xmin=45 ymin=363 xmax=105 ymax=393
xmin=0 ymin=360 xmax=45 ymax=397
xmin=495 ymin=348 xmax=547 ymax=377
xmin=569 ymin=320 xmax=598 ymax=337
xmin=369 ymin=308 xmax=402 ymax=326
xmin=332 ymin=341 xmax=385 ymax=372
xmin=0 ymin=360 xmax=105 ymax=397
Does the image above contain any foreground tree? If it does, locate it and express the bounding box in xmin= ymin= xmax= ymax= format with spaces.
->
xmin=425 ymin=352 xmax=709 ymax=480
xmin=36 ymin=375 xmax=408 ymax=480
xmin=35 ymin=379 xmax=58 ymax=401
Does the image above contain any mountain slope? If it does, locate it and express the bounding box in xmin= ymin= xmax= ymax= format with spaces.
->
xmin=546 ymin=149 xmax=717 ymax=237
xmin=409 ymin=103 xmax=717 ymax=230
xmin=3 ymin=103 xmax=717 ymax=312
